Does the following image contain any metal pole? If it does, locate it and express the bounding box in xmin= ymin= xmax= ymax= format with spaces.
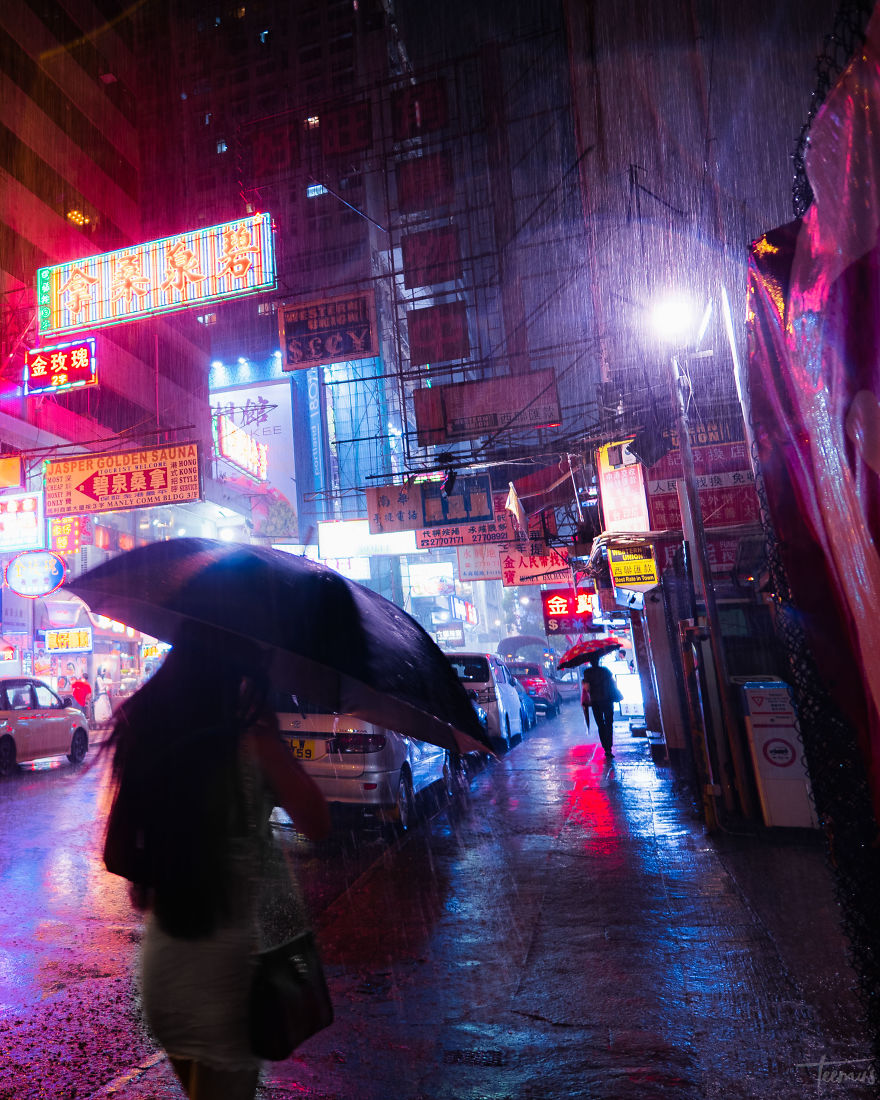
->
xmin=670 ymin=354 xmax=756 ymax=820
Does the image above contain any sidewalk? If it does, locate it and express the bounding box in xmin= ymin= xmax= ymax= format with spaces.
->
xmin=111 ymin=708 xmax=874 ymax=1099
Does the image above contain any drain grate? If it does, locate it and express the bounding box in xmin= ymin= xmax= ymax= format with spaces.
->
xmin=442 ymin=1048 xmax=507 ymax=1067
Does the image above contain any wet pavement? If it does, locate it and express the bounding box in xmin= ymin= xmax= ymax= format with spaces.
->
xmin=81 ymin=704 xmax=875 ymax=1100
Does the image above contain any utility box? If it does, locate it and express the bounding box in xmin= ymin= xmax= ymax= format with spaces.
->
xmin=739 ymin=681 xmax=818 ymax=829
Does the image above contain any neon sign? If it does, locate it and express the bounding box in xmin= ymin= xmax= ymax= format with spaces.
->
xmin=6 ymin=551 xmax=66 ymax=598
xmin=25 ymin=337 xmax=97 ymax=395
xmin=0 ymin=492 xmax=44 ymax=553
xmin=215 ymin=414 xmax=268 ymax=481
xmin=37 ymin=214 xmax=276 ymax=336
xmin=45 ymin=627 xmax=93 ymax=653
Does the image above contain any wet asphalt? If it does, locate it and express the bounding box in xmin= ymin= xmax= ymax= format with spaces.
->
xmin=1 ymin=703 xmax=875 ymax=1099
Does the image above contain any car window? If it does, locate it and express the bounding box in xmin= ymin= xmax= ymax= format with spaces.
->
xmin=7 ymin=684 xmax=34 ymax=710
xmin=34 ymin=684 xmax=62 ymax=709
xmin=448 ymin=657 xmax=490 ymax=683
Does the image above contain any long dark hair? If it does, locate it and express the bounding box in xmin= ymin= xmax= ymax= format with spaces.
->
xmin=106 ymin=620 xmax=270 ymax=938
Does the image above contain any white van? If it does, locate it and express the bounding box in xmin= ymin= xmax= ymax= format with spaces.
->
xmin=273 ymin=695 xmax=463 ymax=832
xmin=445 ymin=652 xmax=523 ymax=751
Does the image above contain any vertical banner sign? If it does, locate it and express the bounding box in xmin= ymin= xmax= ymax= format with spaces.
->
xmin=407 ymin=301 xmax=469 ymax=365
xmin=43 ymin=444 xmax=202 ymax=516
xmin=37 ymin=214 xmax=276 ymax=336
xmin=25 ymin=337 xmax=97 ymax=395
xmin=211 ymin=380 xmax=297 ymax=538
xmin=279 ymin=292 xmax=377 ymax=370
xmin=596 ymin=440 xmax=651 ymax=534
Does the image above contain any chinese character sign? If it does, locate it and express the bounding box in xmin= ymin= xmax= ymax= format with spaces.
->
xmin=43 ymin=444 xmax=201 ymax=517
xmin=45 ymin=627 xmax=93 ymax=653
xmin=25 ymin=337 xmax=96 ymax=395
xmin=499 ymin=547 xmax=572 ymax=587
xmin=36 ymin=214 xmax=276 ymax=336
xmin=540 ymin=586 xmax=597 ymax=635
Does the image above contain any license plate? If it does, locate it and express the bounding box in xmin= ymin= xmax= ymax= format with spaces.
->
xmin=284 ymin=737 xmax=318 ymax=760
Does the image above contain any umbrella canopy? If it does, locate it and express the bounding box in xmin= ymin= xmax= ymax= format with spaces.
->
xmin=557 ymin=637 xmax=624 ymax=669
xmin=69 ymin=538 xmax=492 ymax=756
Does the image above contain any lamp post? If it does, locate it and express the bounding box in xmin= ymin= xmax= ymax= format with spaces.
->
xmin=653 ymin=297 xmax=755 ymax=820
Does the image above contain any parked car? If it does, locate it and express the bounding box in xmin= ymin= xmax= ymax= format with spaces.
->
xmin=0 ymin=678 xmax=90 ymax=777
xmin=508 ymin=662 xmax=561 ymax=717
xmin=445 ymin=652 xmax=523 ymax=750
xmin=510 ymin=677 xmax=538 ymax=730
xmin=552 ymin=667 xmax=582 ymax=703
xmin=273 ymin=694 xmax=461 ymax=832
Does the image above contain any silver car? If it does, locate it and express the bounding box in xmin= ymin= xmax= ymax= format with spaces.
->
xmin=0 ymin=678 xmax=90 ymax=777
xmin=274 ymin=694 xmax=463 ymax=831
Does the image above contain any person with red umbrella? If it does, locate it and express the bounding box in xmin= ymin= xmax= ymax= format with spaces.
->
xmin=580 ymin=652 xmax=622 ymax=758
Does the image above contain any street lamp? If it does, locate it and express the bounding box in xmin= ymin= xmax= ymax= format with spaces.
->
xmin=653 ymin=295 xmax=754 ymax=820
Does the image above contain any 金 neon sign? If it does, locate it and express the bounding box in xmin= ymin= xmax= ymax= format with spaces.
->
xmin=36 ymin=214 xmax=276 ymax=336
xmin=25 ymin=337 xmax=97 ymax=395
xmin=215 ymin=414 xmax=268 ymax=481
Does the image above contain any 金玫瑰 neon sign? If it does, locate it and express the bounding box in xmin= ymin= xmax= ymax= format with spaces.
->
xmin=25 ymin=337 xmax=96 ymax=395
xmin=36 ymin=214 xmax=276 ymax=337
xmin=215 ymin=414 xmax=268 ymax=481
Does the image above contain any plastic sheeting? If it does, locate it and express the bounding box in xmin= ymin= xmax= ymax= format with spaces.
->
xmin=744 ymin=9 xmax=880 ymax=816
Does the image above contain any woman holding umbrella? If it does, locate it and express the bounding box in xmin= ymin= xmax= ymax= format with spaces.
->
xmin=103 ymin=620 xmax=330 ymax=1100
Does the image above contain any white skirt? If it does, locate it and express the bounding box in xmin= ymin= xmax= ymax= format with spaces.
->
xmin=140 ymin=914 xmax=259 ymax=1072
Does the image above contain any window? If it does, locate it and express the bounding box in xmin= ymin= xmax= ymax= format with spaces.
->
xmin=216 ymin=139 xmax=228 ymax=153
xmin=35 ymin=684 xmax=60 ymax=708
xmin=307 ymin=183 xmax=328 ymax=198
xmin=197 ymin=313 xmax=217 ymax=325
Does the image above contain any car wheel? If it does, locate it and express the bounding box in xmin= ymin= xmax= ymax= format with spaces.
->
xmin=389 ymin=769 xmax=415 ymax=834
xmin=68 ymin=727 xmax=88 ymax=765
xmin=505 ymin=716 xmax=513 ymax=751
xmin=443 ymin=752 xmax=469 ymax=798
xmin=0 ymin=736 xmax=15 ymax=777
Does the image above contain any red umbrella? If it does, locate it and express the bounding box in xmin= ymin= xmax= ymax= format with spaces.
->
xmin=557 ymin=636 xmax=623 ymax=669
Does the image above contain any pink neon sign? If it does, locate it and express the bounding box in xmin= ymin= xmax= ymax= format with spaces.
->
xmin=36 ymin=214 xmax=276 ymax=336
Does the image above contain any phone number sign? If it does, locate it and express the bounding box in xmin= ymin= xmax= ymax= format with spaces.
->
xmin=44 ymin=443 xmax=202 ymax=517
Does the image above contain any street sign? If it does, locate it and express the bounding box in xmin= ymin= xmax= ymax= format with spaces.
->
xmin=44 ymin=443 xmax=202 ymax=516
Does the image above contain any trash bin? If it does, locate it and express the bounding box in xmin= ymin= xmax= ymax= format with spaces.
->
xmin=738 ymin=680 xmax=818 ymax=828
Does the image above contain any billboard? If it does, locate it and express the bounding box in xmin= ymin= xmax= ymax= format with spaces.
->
xmin=278 ymin=292 xmax=377 ymax=370
xmin=211 ymin=379 xmax=297 ymax=538
xmin=37 ymin=214 xmax=276 ymax=336
xmin=500 ymin=546 xmax=571 ymax=587
xmin=407 ymin=301 xmax=469 ymax=366
xmin=25 ymin=336 xmax=97 ymax=395
xmin=413 ymin=368 xmax=561 ymax=446
xmin=43 ymin=443 xmax=202 ymax=517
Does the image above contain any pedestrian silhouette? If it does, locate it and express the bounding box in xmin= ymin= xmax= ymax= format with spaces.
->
xmin=581 ymin=654 xmax=622 ymax=757
xmin=102 ymin=620 xmax=330 ymax=1100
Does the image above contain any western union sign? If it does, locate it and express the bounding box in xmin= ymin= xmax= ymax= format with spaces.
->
xmin=607 ymin=544 xmax=659 ymax=590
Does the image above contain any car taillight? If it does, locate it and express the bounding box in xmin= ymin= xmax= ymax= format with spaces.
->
xmin=330 ymin=732 xmax=386 ymax=753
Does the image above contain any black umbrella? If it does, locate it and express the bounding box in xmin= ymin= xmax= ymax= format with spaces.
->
xmin=68 ymin=538 xmax=492 ymax=756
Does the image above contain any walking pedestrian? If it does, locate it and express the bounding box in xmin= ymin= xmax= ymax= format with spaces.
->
xmin=581 ymin=654 xmax=622 ymax=757
xmin=70 ymin=674 xmax=92 ymax=717
xmin=102 ymin=620 xmax=330 ymax=1100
